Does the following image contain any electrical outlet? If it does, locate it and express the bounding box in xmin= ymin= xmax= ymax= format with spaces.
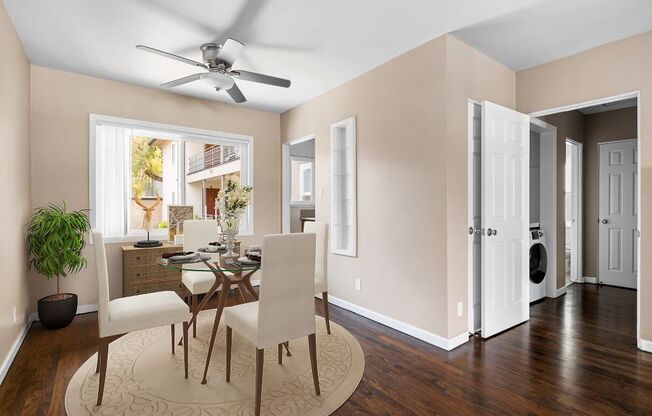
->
xmin=457 ymin=302 xmax=463 ymax=317
xmin=12 ymin=306 xmax=17 ymax=324
xmin=354 ymin=278 xmax=361 ymax=291
xmin=318 ymin=188 xmax=323 ymax=198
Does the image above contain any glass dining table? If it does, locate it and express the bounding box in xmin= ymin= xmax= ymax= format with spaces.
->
xmin=158 ymin=257 xmax=275 ymax=384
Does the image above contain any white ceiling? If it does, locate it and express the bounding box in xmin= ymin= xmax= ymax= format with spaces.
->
xmin=6 ymin=1 xmax=652 ymax=113
xmin=453 ymin=0 xmax=652 ymax=71
xmin=5 ymin=0 xmax=549 ymax=113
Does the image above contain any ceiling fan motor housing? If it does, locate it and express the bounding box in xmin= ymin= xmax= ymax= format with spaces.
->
xmin=201 ymin=43 xmax=225 ymax=69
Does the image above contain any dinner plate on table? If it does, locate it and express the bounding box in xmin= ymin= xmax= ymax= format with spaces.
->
xmin=238 ymin=256 xmax=261 ymax=265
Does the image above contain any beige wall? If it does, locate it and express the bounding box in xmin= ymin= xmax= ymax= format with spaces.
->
xmin=0 ymin=0 xmax=31 ymax=372
xmin=516 ymin=30 xmax=652 ymax=339
xmin=281 ymin=34 xmax=514 ymax=339
xmin=29 ymin=66 xmax=281 ymax=311
xmin=540 ymin=110 xmax=585 ymax=288
xmin=282 ymin=35 xmax=450 ymax=337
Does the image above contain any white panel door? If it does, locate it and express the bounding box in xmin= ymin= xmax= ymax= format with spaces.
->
xmin=598 ymin=140 xmax=637 ymax=289
xmin=481 ymin=101 xmax=530 ymax=338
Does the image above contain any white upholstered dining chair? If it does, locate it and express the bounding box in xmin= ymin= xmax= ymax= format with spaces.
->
xmin=303 ymin=221 xmax=331 ymax=334
xmin=182 ymin=219 xmax=220 ymax=337
xmin=224 ymin=233 xmax=320 ymax=416
xmin=92 ymin=231 xmax=191 ymax=406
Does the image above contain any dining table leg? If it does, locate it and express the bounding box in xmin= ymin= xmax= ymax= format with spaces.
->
xmin=201 ymin=273 xmax=231 ymax=385
xmin=178 ymin=261 xmax=223 ymax=347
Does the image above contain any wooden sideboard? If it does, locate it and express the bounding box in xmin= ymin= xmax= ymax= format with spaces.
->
xmin=122 ymin=243 xmax=187 ymax=297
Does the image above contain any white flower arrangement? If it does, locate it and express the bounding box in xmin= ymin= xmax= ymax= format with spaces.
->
xmin=217 ymin=179 xmax=253 ymax=218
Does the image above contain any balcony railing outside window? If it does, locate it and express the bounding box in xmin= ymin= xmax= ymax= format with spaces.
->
xmin=187 ymin=145 xmax=240 ymax=175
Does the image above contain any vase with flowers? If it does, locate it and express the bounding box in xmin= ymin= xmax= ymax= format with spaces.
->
xmin=217 ymin=179 xmax=253 ymax=257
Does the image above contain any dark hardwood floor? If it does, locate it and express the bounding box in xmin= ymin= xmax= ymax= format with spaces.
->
xmin=2 ymin=283 xmax=652 ymax=415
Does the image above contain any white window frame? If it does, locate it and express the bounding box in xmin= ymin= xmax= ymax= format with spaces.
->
xmin=290 ymin=156 xmax=315 ymax=206
xmin=330 ymin=116 xmax=357 ymax=257
xmin=89 ymin=114 xmax=254 ymax=243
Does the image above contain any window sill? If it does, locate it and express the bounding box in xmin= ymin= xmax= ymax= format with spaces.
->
xmin=290 ymin=202 xmax=316 ymax=208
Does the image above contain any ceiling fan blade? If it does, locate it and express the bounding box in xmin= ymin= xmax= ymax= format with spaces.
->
xmin=136 ymin=45 xmax=205 ymax=68
xmin=161 ymin=73 xmax=203 ymax=88
xmin=217 ymin=38 xmax=245 ymax=67
xmin=231 ymin=70 xmax=291 ymax=88
xmin=226 ymin=83 xmax=247 ymax=103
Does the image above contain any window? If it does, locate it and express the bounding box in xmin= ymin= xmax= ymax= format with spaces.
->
xmin=291 ymin=157 xmax=314 ymax=204
xmin=90 ymin=115 xmax=253 ymax=241
xmin=330 ymin=116 xmax=357 ymax=257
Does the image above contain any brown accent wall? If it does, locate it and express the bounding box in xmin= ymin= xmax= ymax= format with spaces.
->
xmin=0 ymin=0 xmax=31 ymax=371
xmin=540 ymin=107 xmax=637 ymax=288
xmin=583 ymin=107 xmax=638 ymax=279
xmin=516 ymin=29 xmax=652 ymax=339
xmin=29 ymin=66 xmax=281 ymax=311
xmin=539 ymin=110 xmax=585 ymax=289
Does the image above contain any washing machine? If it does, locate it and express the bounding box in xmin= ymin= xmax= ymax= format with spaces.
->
xmin=529 ymin=229 xmax=548 ymax=303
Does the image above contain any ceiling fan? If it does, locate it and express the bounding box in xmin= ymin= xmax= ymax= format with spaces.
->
xmin=136 ymin=38 xmax=291 ymax=104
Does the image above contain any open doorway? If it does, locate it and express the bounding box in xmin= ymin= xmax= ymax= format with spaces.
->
xmin=467 ymin=93 xmax=640 ymax=344
xmin=532 ymin=92 xmax=640 ymax=343
xmin=282 ymin=135 xmax=316 ymax=233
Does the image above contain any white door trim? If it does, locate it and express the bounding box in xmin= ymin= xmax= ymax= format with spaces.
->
xmin=467 ymin=100 xmax=477 ymax=333
xmin=281 ymin=134 xmax=316 ymax=233
xmin=527 ymin=90 xmax=642 ymax=349
xmin=566 ymin=138 xmax=583 ymax=284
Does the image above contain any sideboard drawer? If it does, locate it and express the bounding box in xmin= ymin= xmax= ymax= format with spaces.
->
xmin=126 ymin=280 xmax=186 ymax=297
xmin=122 ymin=243 xmax=184 ymax=297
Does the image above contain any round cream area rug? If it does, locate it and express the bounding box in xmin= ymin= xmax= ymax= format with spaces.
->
xmin=65 ymin=311 xmax=364 ymax=415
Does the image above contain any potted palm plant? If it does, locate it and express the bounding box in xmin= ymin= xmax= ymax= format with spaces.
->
xmin=27 ymin=203 xmax=91 ymax=329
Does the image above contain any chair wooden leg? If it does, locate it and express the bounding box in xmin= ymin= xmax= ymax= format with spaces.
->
xmin=226 ymin=326 xmax=232 ymax=382
xmin=255 ymin=348 xmax=264 ymax=416
xmin=278 ymin=343 xmax=283 ymax=364
xmin=308 ymin=334 xmax=321 ymax=396
xmin=96 ymin=337 xmax=110 ymax=406
xmin=192 ymin=295 xmax=198 ymax=338
xmin=285 ymin=341 xmax=291 ymax=356
xmin=183 ymin=322 xmax=189 ymax=379
xmin=95 ymin=344 xmax=101 ymax=374
xmin=171 ymin=324 xmax=175 ymax=354
xmin=322 ymin=292 xmax=332 ymax=335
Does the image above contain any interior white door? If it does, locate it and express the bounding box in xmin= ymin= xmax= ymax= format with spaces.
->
xmin=598 ymin=140 xmax=637 ymax=289
xmin=481 ymin=101 xmax=530 ymax=338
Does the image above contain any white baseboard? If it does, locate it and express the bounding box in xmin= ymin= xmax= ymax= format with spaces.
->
xmin=0 ymin=320 xmax=31 ymax=385
xmin=550 ymin=285 xmax=568 ymax=298
xmin=325 ymin=294 xmax=469 ymax=351
xmin=29 ymin=303 xmax=99 ymax=323
xmin=583 ymin=276 xmax=598 ymax=284
xmin=639 ymin=338 xmax=652 ymax=353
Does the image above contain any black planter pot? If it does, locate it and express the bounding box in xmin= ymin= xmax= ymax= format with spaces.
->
xmin=37 ymin=293 xmax=78 ymax=329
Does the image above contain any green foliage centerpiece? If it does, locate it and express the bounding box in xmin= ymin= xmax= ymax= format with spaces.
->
xmin=217 ymin=179 xmax=253 ymax=257
xmin=26 ymin=203 xmax=91 ymax=329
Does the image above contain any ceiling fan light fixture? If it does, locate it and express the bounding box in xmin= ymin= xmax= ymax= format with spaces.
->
xmin=200 ymin=72 xmax=234 ymax=90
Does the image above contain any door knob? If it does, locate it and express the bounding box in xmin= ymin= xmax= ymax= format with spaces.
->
xmin=601 ymin=219 xmax=608 ymax=224
xmin=487 ymin=228 xmax=497 ymax=236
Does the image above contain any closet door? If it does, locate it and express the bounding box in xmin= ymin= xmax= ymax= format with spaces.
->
xmin=481 ymin=101 xmax=530 ymax=338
